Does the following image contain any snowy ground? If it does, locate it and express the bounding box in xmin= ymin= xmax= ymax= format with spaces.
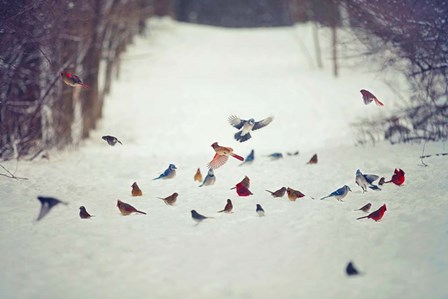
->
xmin=1 ymin=19 xmax=447 ymax=299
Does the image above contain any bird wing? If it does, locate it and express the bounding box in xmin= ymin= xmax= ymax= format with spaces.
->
xmin=208 ymin=154 xmax=229 ymax=169
xmin=228 ymin=115 xmax=245 ymax=129
xmin=253 ymin=116 xmax=273 ymax=130
xmin=364 ymin=174 xmax=379 ymax=184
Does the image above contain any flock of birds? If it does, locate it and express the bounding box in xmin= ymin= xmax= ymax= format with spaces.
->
xmin=32 ymin=72 xmax=406 ymax=276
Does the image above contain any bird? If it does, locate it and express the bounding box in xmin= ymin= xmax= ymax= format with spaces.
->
xmin=357 ymin=204 xmax=387 ymax=221
xmin=234 ymin=182 xmax=253 ymax=197
xmin=36 ymin=196 xmax=68 ymax=221
xmin=256 ymin=204 xmax=265 ymax=216
xmin=207 ymin=142 xmax=244 ymax=169
xmin=287 ymin=151 xmax=299 ymax=156
xmin=102 ymin=135 xmax=122 ymax=146
xmin=380 ymin=168 xmax=405 ymax=186
xmin=218 ymin=199 xmax=233 ymax=213
xmin=354 ymin=203 xmax=372 ymax=213
xmin=131 ymin=182 xmax=143 ymax=196
xmin=230 ymin=176 xmax=250 ymax=190
xmin=346 ymin=261 xmax=361 ymax=276
xmin=266 ymin=187 xmax=286 ymax=198
xmin=191 ymin=210 xmax=213 ymax=224
xmin=158 ymin=192 xmax=178 ymax=206
xmin=199 ymin=169 xmax=216 ymax=187
xmin=307 ymin=153 xmax=318 ymax=164
xmin=355 ymin=169 xmax=381 ymax=192
xmin=194 ymin=168 xmax=202 ymax=182
xmin=320 ymin=185 xmax=351 ymax=201
xmin=116 ymin=200 xmax=146 ymax=215
xmin=240 ymin=149 xmax=255 ymax=166
xmin=267 ymin=152 xmax=283 ymax=160
xmin=79 ymin=206 xmax=93 ymax=219
xmin=287 ymin=187 xmax=305 ymax=201
xmin=228 ymin=115 xmax=273 ymax=142
xmin=360 ymin=89 xmax=384 ymax=106
xmin=60 ymin=71 xmax=89 ymax=88
xmin=153 ymin=164 xmax=177 ymax=180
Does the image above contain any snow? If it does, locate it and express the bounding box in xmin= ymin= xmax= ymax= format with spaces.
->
xmin=1 ymin=19 xmax=447 ymax=299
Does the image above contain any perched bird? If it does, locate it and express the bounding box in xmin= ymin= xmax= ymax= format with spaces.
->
xmin=228 ymin=115 xmax=273 ymax=142
xmin=231 ymin=176 xmax=250 ymax=190
xmin=256 ymin=204 xmax=265 ymax=216
xmin=346 ymin=261 xmax=361 ymax=276
xmin=79 ymin=206 xmax=93 ymax=219
xmin=199 ymin=169 xmax=216 ymax=187
xmin=158 ymin=192 xmax=178 ymax=206
xmin=307 ymin=153 xmax=318 ymax=164
xmin=116 ymin=200 xmax=146 ymax=215
xmin=207 ymin=142 xmax=244 ymax=169
xmin=267 ymin=152 xmax=283 ymax=160
xmin=218 ymin=199 xmax=233 ymax=213
xmin=354 ymin=203 xmax=372 ymax=213
xmin=357 ymin=204 xmax=387 ymax=221
xmin=131 ymin=182 xmax=143 ymax=197
xmin=194 ymin=168 xmax=203 ymax=182
xmin=360 ymin=89 xmax=384 ymax=106
xmin=240 ymin=149 xmax=255 ymax=166
xmin=153 ymin=164 xmax=177 ymax=180
xmin=320 ymin=185 xmax=351 ymax=201
xmin=191 ymin=210 xmax=213 ymax=224
xmin=102 ymin=135 xmax=122 ymax=146
xmin=266 ymin=187 xmax=286 ymax=198
xmin=234 ymin=182 xmax=253 ymax=197
xmin=287 ymin=151 xmax=300 ymax=156
xmin=355 ymin=169 xmax=380 ymax=192
xmin=60 ymin=71 xmax=89 ymax=88
xmin=287 ymin=187 xmax=305 ymax=201
xmin=380 ymin=168 xmax=405 ymax=186
xmin=36 ymin=196 xmax=68 ymax=221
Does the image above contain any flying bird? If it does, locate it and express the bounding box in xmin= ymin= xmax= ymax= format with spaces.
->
xmin=234 ymin=182 xmax=253 ymax=197
xmin=287 ymin=151 xmax=299 ymax=156
xmin=158 ymin=192 xmax=178 ymax=206
xmin=307 ymin=154 xmax=318 ymax=164
xmin=79 ymin=206 xmax=93 ymax=219
xmin=194 ymin=168 xmax=202 ymax=182
xmin=287 ymin=187 xmax=305 ymax=201
xmin=267 ymin=152 xmax=283 ymax=160
xmin=228 ymin=115 xmax=273 ymax=142
xmin=153 ymin=164 xmax=177 ymax=180
xmin=60 ymin=71 xmax=89 ymax=88
xmin=102 ymin=135 xmax=122 ymax=146
xmin=355 ymin=169 xmax=380 ymax=192
xmin=346 ymin=261 xmax=361 ymax=276
xmin=116 ymin=200 xmax=146 ymax=215
xmin=357 ymin=204 xmax=387 ymax=221
xmin=191 ymin=210 xmax=213 ymax=224
xmin=379 ymin=168 xmax=405 ymax=186
xmin=240 ymin=149 xmax=255 ymax=166
xmin=256 ymin=204 xmax=265 ymax=216
xmin=218 ymin=199 xmax=233 ymax=213
xmin=207 ymin=142 xmax=244 ymax=169
xmin=320 ymin=185 xmax=351 ymax=201
xmin=131 ymin=182 xmax=143 ymax=196
xmin=360 ymin=89 xmax=384 ymax=106
xmin=35 ymin=196 xmax=68 ymax=221
xmin=231 ymin=176 xmax=250 ymax=190
xmin=354 ymin=203 xmax=372 ymax=213
xmin=266 ymin=187 xmax=286 ymax=198
xmin=199 ymin=169 xmax=216 ymax=187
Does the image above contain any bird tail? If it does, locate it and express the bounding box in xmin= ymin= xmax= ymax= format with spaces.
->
xmin=217 ymin=210 xmax=224 ymax=213
xmin=265 ymin=190 xmax=273 ymax=195
xmin=374 ymin=98 xmax=384 ymax=106
xmin=81 ymin=83 xmax=90 ymax=89
xmin=320 ymin=196 xmax=330 ymax=200
xmin=136 ymin=210 xmax=147 ymax=215
xmin=117 ymin=140 xmax=122 ymax=145
xmin=231 ymin=153 xmax=244 ymax=161
xmin=368 ymin=185 xmax=381 ymax=191
xmin=153 ymin=176 xmax=160 ymax=180
xmin=356 ymin=215 xmax=368 ymax=220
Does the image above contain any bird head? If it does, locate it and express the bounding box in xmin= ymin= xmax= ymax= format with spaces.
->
xmin=227 ymin=199 xmax=231 ymax=203
xmin=211 ymin=142 xmax=218 ymax=148
xmin=356 ymin=169 xmax=362 ymax=176
xmin=117 ymin=200 xmax=122 ymax=206
xmin=173 ymin=192 xmax=179 ymax=197
xmin=208 ymin=169 xmax=214 ymax=176
xmin=345 ymin=185 xmax=352 ymax=192
xmin=381 ymin=204 xmax=387 ymax=211
xmin=131 ymin=182 xmax=137 ymax=188
xmin=248 ymin=119 xmax=255 ymax=125
xmin=79 ymin=206 xmax=85 ymax=210
xmin=169 ymin=164 xmax=177 ymax=170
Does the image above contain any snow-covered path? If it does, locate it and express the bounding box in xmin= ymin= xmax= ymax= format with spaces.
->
xmin=1 ymin=19 xmax=447 ymax=299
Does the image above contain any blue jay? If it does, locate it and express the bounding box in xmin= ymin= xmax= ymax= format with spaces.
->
xmin=267 ymin=152 xmax=283 ymax=160
xmin=199 ymin=169 xmax=215 ymax=187
xmin=256 ymin=204 xmax=265 ymax=216
xmin=240 ymin=149 xmax=255 ymax=166
xmin=355 ymin=169 xmax=381 ymax=192
xmin=320 ymin=185 xmax=351 ymax=201
xmin=153 ymin=164 xmax=177 ymax=180
xmin=191 ymin=210 xmax=213 ymax=224
xmin=228 ymin=115 xmax=273 ymax=142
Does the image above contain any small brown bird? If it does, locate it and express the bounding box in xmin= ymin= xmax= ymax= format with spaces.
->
xmin=207 ymin=142 xmax=244 ymax=169
xmin=218 ymin=199 xmax=233 ymax=213
xmin=354 ymin=203 xmax=372 ymax=213
xmin=230 ymin=176 xmax=250 ymax=190
xmin=131 ymin=182 xmax=143 ymax=197
xmin=194 ymin=168 xmax=202 ymax=182
xmin=116 ymin=200 xmax=146 ymax=215
xmin=158 ymin=192 xmax=178 ymax=206
xmin=79 ymin=206 xmax=93 ymax=219
xmin=287 ymin=187 xmax=305 ymax=201
xmin=307 ymin=154 xmax=318 ymax=164
xmin=266 ymin=187 xmax=286 ymax=198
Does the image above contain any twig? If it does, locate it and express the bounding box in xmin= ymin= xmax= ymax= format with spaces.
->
xmin=419 ymin=142 xmax=428 ymax=167
xmin=0 ymin=163 xmax=28 ymax=180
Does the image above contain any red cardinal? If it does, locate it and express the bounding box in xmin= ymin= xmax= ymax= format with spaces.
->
xmin=230 ymin=176 xmax=250 ymax=190
xmin=207 ymin=142 xmax=244 ymax=169
xmin=360 ymin=89 xmax=384 ymax=106
xmin=235 ymin=182 xmax=253 ymax=197
xmin=380 ymin=168 xmax=405 ymax=186
xmin=357 ymin=204 xmax=387 ymax=221
xmin=61 ymin=71 xmax=89 ymax=88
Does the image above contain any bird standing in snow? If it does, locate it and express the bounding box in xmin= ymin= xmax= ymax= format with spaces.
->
xmin=228 ymin=115 xmax=273 ymax=142
xmin=116 ymin=200 xmax=146 ymax=215
xmin=231 ymin=176 xmax=250 ymax=190
xmin=191 ymin=210 xmax=213 ymax=224
xmin=194 ymin=168 xmax=202 ymax=182
xmin=307 ymin=153 xmax=318 ymax=164
xmin=346 ymin=261 xmax=361 ymax=276
xmin=60 ymin=71 xmax=89 ymax=88
xmin=207 ymin=142 xmax=244 ymax=169
xmin=379 ymin=168 xmax=405 ymax=186
xmin=218 ymin=199 xmax=233 ymax=213
xmin=287 ymin=187 xmax=305 ymax=201
xmin=267 ymin=152 xmax=283 ymax=160
xmin=199 ymin=169 xmax=216 ymax=187
xmin=153 ymin=164 xmax=177 ymax=180
xmin=102 ymin=135 xmax=122 ymax=146
xmin=354 ymin=203 xmax=372 ymax=213
xmin=320 ymin=185 xmax=351 ymax=201
xmin=240 ymin=149 xmax=255 ymax=166
xmin=36 ymin=196 xmax=68 ymax=221
xmin=360 ymin=89 xmax=384 ymax=106
xmin=234 ymin=182 xmax=253 ymax=197
xmin=79 ymin=206 xmax=93 ymax=219
xmin=357 ymin=204 xmax=387 ymax=221
xmin=158 ymin=192 xmax=178 ymax=206
xmin=131 ymin=182 xmax=143 ymax=196
xmin=256 ymin=204 xmax=265 ymax=216
xmin=266 ymin=187 xmax=286 ymax=198
xmin=355 ymin=169 xmax=380 ymax=192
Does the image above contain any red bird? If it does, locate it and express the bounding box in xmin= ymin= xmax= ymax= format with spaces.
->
xmin=357 ymin=204 xmax=387 ymax=221
xmin=230 ymin=176 xmax=250 ymax=190
xmin=218 ymin=199 xmax=233 ymax=213
xmin=380 ymin=168 xmax=405 ymax=186
xmin=207 ymin=142 xmax=244 ymax=169
xmin=61 ymin=71 xmax=89 ymax=88
xmin=360 ymin=89 xmax=384 ymax=106
xmin=234 ymin=182 xmax=253 ymax=197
